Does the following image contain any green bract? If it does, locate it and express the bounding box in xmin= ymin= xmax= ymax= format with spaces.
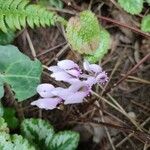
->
xmin=118 ymin=0 xmax=143 ymax=15
xmin=66 ymin=10 xmax=110 ymax=63
xmin=0 ymin=0 xmax=66 ymax=32
xmin=141 ymin=14 xmax=150 ymax=32
xmin=0 ymin=45 xmax=42 ymax=101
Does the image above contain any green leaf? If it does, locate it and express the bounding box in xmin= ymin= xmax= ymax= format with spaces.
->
xmin=38 ymin=0 xmax=63 ymax=8
xmin=11 ymin=134 xmax=36 ymax=150
xmin=0 ymin=102 xmax=4 ymax=117
xmin=0 ymin=117 xmax=9 ymax=133
xmin=118 ymin=0 xmax=143 ymax=15
xmin=0 ymin=30 xmax=15 ymax=45
xmin=141 ymin=14 xmax=150 ymax=32
xmin=0 ymin=77 xmax=4 ymax=99
xmin=3 ymin=107 xmax=19 ymax=129
xmin=0 ymin=0 xmax=66 ymax=32
xmin=146 ymin=0 xmax=150 ymax=4
xmin=66 ymin=10 xmax=101 ymax=54
xmin=0 ymin=117 xmax=35 ymax=150
xmin=0 ymin=132 xmax=13 ymax=150
xmin=85 ymin=29 xmax=111 ymax=63
xmin=50 ymin=131 xmax=79 ymax=150
xmin=21 ymin=118 xmax=55 ymax=149
xmin=0 ymin=45 xmax=42 ymax=101
xmin=0 ymin=132 xmax=36 ymax=150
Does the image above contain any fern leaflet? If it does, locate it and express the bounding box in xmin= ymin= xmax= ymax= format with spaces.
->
xmin=0 ymin=0 xmax=66 ymax=32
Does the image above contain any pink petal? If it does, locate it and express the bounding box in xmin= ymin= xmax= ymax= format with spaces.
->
xmin=51 ymin=71 xmax=72 ymax=81
xmin=48 ymin=66 xmax=62 ymax=72
xmin=90 ymin=64 xmax=102 ymax=74
xmin=68 ymin=82 xmax=87 ymax=92
xmin=51 ymin=88 xmax=69 ymax=100
xmin=37 ymin=84 xmax=55 ymax=98
xmin=83 ymin=61 xmax=91 ymax=72
xmin=66 ymin=69 xmax=80 ymax=77
xmin=31 ymin=98 xmax=61 ymax=110
xmin=96 ymin=71 xmax=108 ymax=84
xmin=64 ymin=92 xmax=87 ymax=104
xmin=83 ymin=60 xmax=102 ymax=73
xmin=58 ymin=60 xmax=79 ymax=70
xmin=85 ymin=76 xmax=97 ymax=86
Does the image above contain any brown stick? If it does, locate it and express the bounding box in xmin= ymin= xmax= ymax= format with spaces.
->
xmin=104 ymin=53 xmax=150 ymax=94
xmin=97 ymin=15 xmax=150 ymax=39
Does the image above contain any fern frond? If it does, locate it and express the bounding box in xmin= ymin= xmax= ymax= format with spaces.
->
xmin=0 ymin=0 xmax=65 ymax=32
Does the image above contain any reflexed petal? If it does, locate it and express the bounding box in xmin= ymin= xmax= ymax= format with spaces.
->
xmin=48 ymin=66 xmax=62 ymax=72
xmin=89 ymin=64 xmax=102 ymax=73
xmin=51 ymin=88 xmax=69 ymax=100
xmin=83 ymin=60 xmax=91 ymax=72
xmin=31 ymin=98 xmax=61 ymax=110
xmin=83 ymin=60 xmax=102 ymax=74
xmin=58 ymin=60 xmax=79 ymax=70
xmin=85 ymin=76 xmax=97 ymax=86
xmin=64 ymin=92 xmax=87 ymax=104
xmin=51 ymin=71 xmax=72 ymax=81
xmin=96 ymin=71 xmax=108 ymax=84
xmin=68 ymin=81 xmax=88 ymax=92
xmin=66 ymin=69 xmax=80 ymax=77
xmin=37 ymin=84 xmax=55 ymax=97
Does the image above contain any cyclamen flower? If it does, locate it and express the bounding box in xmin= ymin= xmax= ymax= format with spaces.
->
xmin=31 ymin=84 xmax=62 ymax=110
xmin=52 ymin=80 xmax=92 ymax=104
xmin=83 ymin=60 xmax=108 ymax=84
xmin=48 ymin=60 xmax=81 ymax=83
xmin=31 ymin=59 xmax=109 ymax=110
xmin=83 ymin=60 xmax=102 ymax=74
xmin=31 ymin=98 xmax=62 ymax=110
xmin=31 ymin=81 xmax=91 ymax=110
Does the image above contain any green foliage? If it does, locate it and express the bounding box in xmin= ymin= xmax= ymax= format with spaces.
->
xmin=0 ymin=117 xmax=35 ymax=150
xmin=21 ymin=118 xmax=55 ymax=149
xmin=0 ymin=117 xmax=79 ymax=150
xmin=50 ymin=131 xmax=79 ymax=150
xmin=66 ymin=10 xmax=110 ymax=63
xmin=118 ymin=0 xmax=143 ymax=15
xmin=0 ymin=102 xmax=4 ymax=116
xmin=146 ymin=0 xmax=150 ymax=4
xmin=0 ymin=132 xmax=36 ymax=150
xmin=0 ymin=0 xmax=65 ymax=32
xmin=141 ymin=14 xmax=150 ymax=32
xmin=0 ymin=45 xmax=42 ymax=101
xmin=0 ymin=30 xmax=15 ymax=45
xmin=3 ymin=107 xmax=19 ymax=129
xmin=0 ymin=77 xmax=4 ymax=99
xmin=85 ymin=29 xmax=110 ymax=63
xmin=21 ymin=118 xmax=79 ymax=150
xmin=0 ymin=117 xmax=9 ymax=133
xmin=38 ymin=0 xmax=63 ymax=8
xmin=66 ymin=10 xmax=101 ymax=54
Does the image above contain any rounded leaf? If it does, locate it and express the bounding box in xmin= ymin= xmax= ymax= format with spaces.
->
xmin=49 ymin=131 xmax=79 ymax=150
xmin=118 ymin=0 xmax=143 ymax=15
